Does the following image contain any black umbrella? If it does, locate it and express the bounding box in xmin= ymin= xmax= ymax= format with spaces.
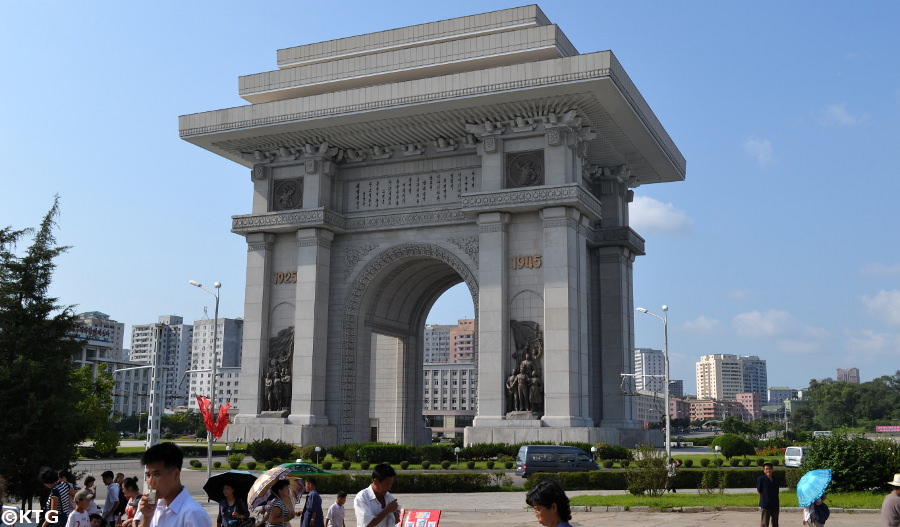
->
xmin=203 ymin=470 xmax=258 ymax=503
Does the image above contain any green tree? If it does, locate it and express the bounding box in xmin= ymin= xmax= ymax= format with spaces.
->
xmin=0 ymin=198 xmax=112 ymax=506
xmin=710 ymin=433 xmax=754 ymax=459
xmin=802 ymin=430 xmax=900 ymax=491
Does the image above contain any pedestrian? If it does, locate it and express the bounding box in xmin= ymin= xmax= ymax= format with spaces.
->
xmin=299 ymin=478 xmax=323 ymax=527
xmin=89 ymin=514 xmax=106 ymax=527
xmin=100 ymin=471 xmax=120 ymax=527
xmin=525 ymin=479 xmax=572 ymax=527
xmin=665 ymin=458 xmax=682 ymax=493
xmin=803 ymin=494 xmax=829 ymax=526
xmin=216 ymin=484 xmax=250 ymax=527
xmin=115 ymin=474 xmax=128 ymax=526
xmin=83 ymin=477 xmax=102 ymax=516
xmin=757 ymin=462 xmax=780 ymax=527
xmin=138 ymin=442 xmax=211 ymax=527
xmin=884 ymin=473 xmax=900 ymax=527
xmin=259 ymin=480 xmax=293 ymax=527
xmin=120 ymin=477 xmax=142 ymax=527
xmin=66 ymin=490 xmax=94 ymax=527
xmin=353 ymin=464 xmax=400 ymax=527
xmin=324 ymin=491 xmax=346 ymax=527
xmin=41 ymin=468 xmax=72 ymax=527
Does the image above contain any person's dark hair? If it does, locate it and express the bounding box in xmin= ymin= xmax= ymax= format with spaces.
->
xmin=84 ymin=476 xmax=95 ymax=487
xmin=763 ymin=462 xmax=773 ymax=468
xmin=305 ymin=476 xmax=316 ymax=487
xmin=41 ymin=469 xmax=59 ymax=485
xmin=141 ymin=442 xmax=184 ymax=470
xmin=371 ymin=463 xmax=396 ymax=482
xmin=336 ymin=490 xmax=347 ymax=499
xmin=123 ymin=477 xmax=140 ymax=492
xmin=271 ymin=480 xmax=290 ymax=494
xmin=525 ymin=479 xmax=571 ymax=522
xmin=101 ymin=471 xmax=115 ymax=480
xmin=58 ymin=470 xmax=75 ymax=482
xmin=89 ymin=514 xmax=105 ymax=527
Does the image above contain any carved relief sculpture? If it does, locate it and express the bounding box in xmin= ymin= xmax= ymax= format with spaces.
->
xmin=263 ymin=326 xmax=294 ymax=412
xmin=272 ymin=178 xmax=303 ymax=211
xmin=505 ymin=151 xmax=544 ymax=188
xmin=506 ymin=320 xmax=544 ymax=415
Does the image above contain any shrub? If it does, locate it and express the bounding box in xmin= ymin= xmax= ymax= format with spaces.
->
xmin=742 ymin=458 xmax=752 ymax=467
xmin=93 ymin=430 xmax=120 ymax=458
xmin=358 ymin=445 xmax=416 ymax=464
xmin=466 ymin=461 xmax=475 ymax=470
xmin=264 ymin=461 xmax=275 ymax=469
xmin=341 ymin=461 xmax=352 ymax=470
xmin=246 ymin=462 xmax=257 ymax=470
xmin=248 ymin=439 xmax=294 ymax=462
xmin=486 ymin=461 xmax=495 ymax=469
xmin=360 ymin=461 xmax=370 ymax=470
xmin=619 ymin=459 xmax=630 ymax=468
xmin=400 ymin=461 xmax=409 ymax=470
xmin=227 ymin=453 xmax=245 ymax=467
xmin=770 ymin=459 xmax=779 ymax=466
xmin=700 ymin=458 xmax=710 ymax=467
xmin=623 ymin=443 xmax=667 ymax=497
xmin=322 ymin=461 xmax=332 ymax=470
xmin=729 ymin=459 xmax=742 ymax=467
xmin=504 ymin=461 xmax=514 ymax=469
xmin=602 ymin=460 xmax=614 ymax=468
xmin=441 ymin=460 xmax=451 ymax=469
xmin=757 ymin=458 xmax=765 ymax=466
xmin=593 ymin=442 xmax=632 ymax=461
xmin=710 ymin=433 xmax=755 ymax=459
xmin=213 ymin=461 xmax=222 ymax=468
xmin=801 ymin=432 xmax=900 ymax=492
xmin=714 ymin=459 xmax=724 ymax=467
xmin=683 ymin=459 xmax=693 ymax=468
xmin=699 ymin=469 xmax=728 ymax=494
xmin=421 ymin=461 xmax=431 ymax=469
xmin=189 ymin=459 xmax=202 ymax=468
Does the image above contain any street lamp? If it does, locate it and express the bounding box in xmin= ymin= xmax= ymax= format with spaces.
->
xmin=189 ymin=280 xmax=221 ymax=480
xmin=590 ymin=446 xmax=597 ymax=461
xmin=454 ymin=447 xmax=461 ymax=467
xmin=636 ymin=305 xmax=671 ymax=467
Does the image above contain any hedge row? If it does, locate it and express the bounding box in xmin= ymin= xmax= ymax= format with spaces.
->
xmin=326 ymin=441 xmax=608 ymax=463
xmin=524 ymin=468 xmax=787 ymax=491
xmin=307 ymin=472 xmax=494 ymax=494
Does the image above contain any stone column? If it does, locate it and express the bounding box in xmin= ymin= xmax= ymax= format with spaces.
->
xmin=541 ymin=206 xmax=592 ymax=427
xmin=236 ymin=232 xmax=274 ymax=417
xmin=290 ymin=227 xmax=334 ymax=425
xmin=472 ymin=211 xmax=510 ymax=425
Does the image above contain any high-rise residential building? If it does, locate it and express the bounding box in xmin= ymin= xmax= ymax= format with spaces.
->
xmin=73 ymin=311 xmax=126 ymax=363
xmin=836 ymin=367 xmax=860 ymax=384
xmin=424 ymin=324 xmax=453 ymax=363
xmin=696 ymin=354 xmax=768 ymax=401
xmin=768 ymin=387 xmax=800 ymax=405
xmin=130 ymin=316 xmax=193 ymax=410
xmin=188 ymin=318 xmax=244 ymax=411
xmin=450 ymin=319 xmax=475 ymax=363
xmin=740 ymin=355 xmax=768 ymax=398
xmin=669 ymin=379 xmax=684 ymax=399
xmin=737 ymin=392 xmax=763 ymax=421
xmin=634 ymin=348 xmax=665 ymax=393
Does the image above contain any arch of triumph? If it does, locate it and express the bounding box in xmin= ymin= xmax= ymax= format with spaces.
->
xmin=179 ymin=5 xmax=685 ymax=447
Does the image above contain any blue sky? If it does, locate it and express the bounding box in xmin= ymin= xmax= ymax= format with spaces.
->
xmin=2 ymin=1 xmax=898 ymax=393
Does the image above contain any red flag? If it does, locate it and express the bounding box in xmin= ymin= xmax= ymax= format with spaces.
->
xmin=213 ymin=402 xmax=232 ymax=439
xmin=196 ymin=396 xmax=215 ymax=433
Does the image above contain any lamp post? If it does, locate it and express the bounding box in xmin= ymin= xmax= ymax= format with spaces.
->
xmin=189 ymin=280 xmax=221 ymax=480
xmin=315 ymin=446 xmax=321 ymax=465
xmin=454 ymin=447 xmax=461 ymax=467
xmin=590 ymin=446 xmax=597 ymax=461
xmin=637 ymin=305 xmax=671 ymax=466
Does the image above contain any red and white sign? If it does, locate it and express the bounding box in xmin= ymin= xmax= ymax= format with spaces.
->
xmin=876 ymin=425 xmax=900 ymax=432
xmin=399 ymin=510 xmax=441 ymax=527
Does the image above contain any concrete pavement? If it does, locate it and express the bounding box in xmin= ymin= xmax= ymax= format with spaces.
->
xmin=71 ymin=458 xmax=882 ymax=527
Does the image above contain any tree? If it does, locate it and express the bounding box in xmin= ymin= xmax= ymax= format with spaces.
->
xmin=710 ymin=433 xmax=755 ymax=459
xmin=802 ymin=430 xmax=900 ymax=492
xmin=0 ymin=198 xmax=113 ymax=506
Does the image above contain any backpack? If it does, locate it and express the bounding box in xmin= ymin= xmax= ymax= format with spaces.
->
xmin=814 ymin=502 xmax=830 ymax=524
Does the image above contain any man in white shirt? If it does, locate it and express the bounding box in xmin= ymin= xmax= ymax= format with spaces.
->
xmin=353 ymin=464 xmax=399 ymax=527
xmin=138 ymin=442 xmax=211 ymax=527
xmin=100 ymin=471 xmax=119 ymax=526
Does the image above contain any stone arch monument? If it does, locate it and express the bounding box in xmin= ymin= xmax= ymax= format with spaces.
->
xmin=180 ymin=5 xmax=685 ymax=446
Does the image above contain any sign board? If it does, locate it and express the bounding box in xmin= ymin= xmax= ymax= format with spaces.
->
xmin=399 ymin=510 xmax=441 ymax=527
xmin=876 ymin=425 xmax=900 ymax=433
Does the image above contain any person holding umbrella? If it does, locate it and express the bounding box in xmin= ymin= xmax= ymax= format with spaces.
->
xmin=217 ymin=485 xmax=251 ymax=527
xmin=258 ymin=480 xmax=294 ymax=527
xmin=203 ymin=471 xmax=257 ymax=527
xmin=797 ymin=469 xmax=832 ymax=527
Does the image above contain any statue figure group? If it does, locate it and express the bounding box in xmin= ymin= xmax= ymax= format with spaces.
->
xmin=262 ymin=326 xmax=294 ymax=412
xmin=506 ymin=320 xmax=545 ymax=414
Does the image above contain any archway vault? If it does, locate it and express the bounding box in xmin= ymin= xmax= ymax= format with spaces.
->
xmin=341 ymin=242 xmax=478 ymax=443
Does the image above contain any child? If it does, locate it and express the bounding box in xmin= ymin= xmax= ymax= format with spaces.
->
xmin=324 ymin=491 xmax=346 ymax=527
xmin=66 ymin=490 xmax=93 ymax=527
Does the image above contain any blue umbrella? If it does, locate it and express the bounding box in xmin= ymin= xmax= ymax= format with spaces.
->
xmin=797 ymin=469 xmax=832 ymax=507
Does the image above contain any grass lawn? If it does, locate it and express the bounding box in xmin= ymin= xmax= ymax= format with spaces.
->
xmin=569 ymin=491 xmax=884 ymax=509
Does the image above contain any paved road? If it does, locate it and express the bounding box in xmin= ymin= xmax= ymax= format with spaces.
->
xmin=71 ymin=458 xmax=882 ymax=527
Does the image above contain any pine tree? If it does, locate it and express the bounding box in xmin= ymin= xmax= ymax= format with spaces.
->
xmin=0 ymin=197 xmax=113 ymax=507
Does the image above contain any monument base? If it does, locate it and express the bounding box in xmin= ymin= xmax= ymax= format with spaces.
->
xmin=227 ymin=414 xmax=337 ymax=446
xmin=464 ymin=424 xmax=653 ymax=447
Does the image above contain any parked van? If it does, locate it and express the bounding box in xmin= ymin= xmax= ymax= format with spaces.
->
xmin=514 ymin=445 xmax=599 ymax=477
xmin=784 ymin=446 xmax=808 ymax=467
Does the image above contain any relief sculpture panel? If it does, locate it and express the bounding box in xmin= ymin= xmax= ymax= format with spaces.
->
xmin=263 ymin=326 xmax=294 ymax=413
xmin=505 ymin=320 xmax=544 ymax=416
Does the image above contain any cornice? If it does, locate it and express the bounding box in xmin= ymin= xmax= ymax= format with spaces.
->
xmin=590 ymin=226 xmax=645 ymax=255
xmin=461 ymin=183 xmax=602 ymax=221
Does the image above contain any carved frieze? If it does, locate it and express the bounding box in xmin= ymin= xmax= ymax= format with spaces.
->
xmin=343 ymin=244 xmax=380 ymax=279
xmin=272 ymin=178 xmax=303 ymax=211
xmin=505 ymin=150 xmax=544 ymax=188
xmin=347 ymin=171 xmax=477 ymax=213
xmin=448 ymin=236 xmax=479 ymax=268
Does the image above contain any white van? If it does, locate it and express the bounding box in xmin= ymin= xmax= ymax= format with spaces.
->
xmin=784 ymin=446 xmax=808 ymax=467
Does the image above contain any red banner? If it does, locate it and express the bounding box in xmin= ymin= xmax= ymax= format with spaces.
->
xmin=196 ymin=396 xmax=232 ymax=439
xmin=399 ymin=510 xmax=441 ymax=527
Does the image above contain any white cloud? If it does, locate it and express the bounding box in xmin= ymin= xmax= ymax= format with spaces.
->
xmin=817 ymin=103 xmax=869 ymax=126
xmin=733 ymin=309 xmax=793 ymax=337
xmin=743 ymin=137 xmax=775 ymax=167
xmin=862 ymin=290 xmax=900 ymax=326
xmin=682 ymin=316 xmax=723 ymax=336
xmin=843 ymin=329 xmax=900 ymax=363
xmin=630 ymin=196 xmax=693 ymax=235
xmin=860 ymin=263 xmax=900 ymax=278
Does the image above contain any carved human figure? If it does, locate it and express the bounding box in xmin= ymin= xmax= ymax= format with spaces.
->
xmin=529 ymin=373 xmax=543 ymax=413
xmin=279 ymin=367 xmax=291 ymax=409
xmin=265 ymin=371 xmax=277 ymax=411
xmin=516 ymin=369 xmax=530 ymax=412
xmin=506 ymin=367 xmax=519 ymax=412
